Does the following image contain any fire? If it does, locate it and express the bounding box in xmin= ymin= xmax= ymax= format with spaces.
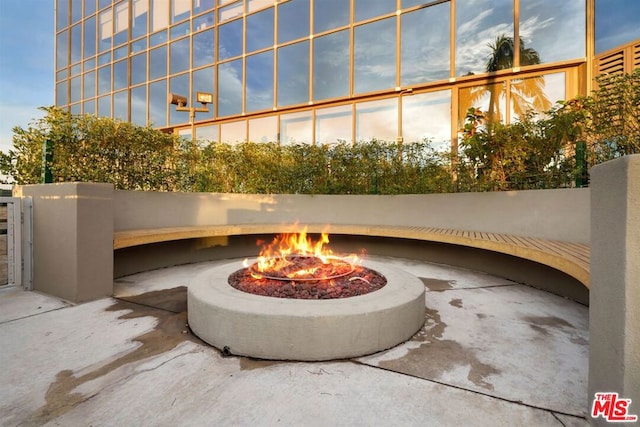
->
xmin=243 ymin=226 xmax=360 ymax=281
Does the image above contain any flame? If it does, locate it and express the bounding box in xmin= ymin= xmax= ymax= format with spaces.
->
xmin=244 ymin=225 xmax=361 ymax=280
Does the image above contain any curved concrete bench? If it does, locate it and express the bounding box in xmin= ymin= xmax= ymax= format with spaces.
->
xmin=114 ymin=223 xmax=590 ymax=289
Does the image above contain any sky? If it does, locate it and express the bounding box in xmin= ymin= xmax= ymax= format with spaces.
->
xmin=0 ymin=1 xmax=54 ymax=155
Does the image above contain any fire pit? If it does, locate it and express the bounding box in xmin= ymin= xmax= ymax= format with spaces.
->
xmin=188 ymin=229 xmax=425 ymax=361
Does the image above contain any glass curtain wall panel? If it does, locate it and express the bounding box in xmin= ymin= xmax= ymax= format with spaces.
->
xmin=131 ymin=85 xmax=148 ymax=126
xmin=520 ymin=0 xmax=585 ymax=65
xmin=194 ymin=0 xmax=215 ymax=15
xmin=195 ymin=123 xmax=218 ymax=142
xmin=131 ymin=52 xmax=148 ymax=85
xmin=278 ymin=0 xmax=309 ymax=44
xmin=313 ymin=29 xmax=349 ymax=101
xmin=277 ymin=41 xmax=310 ymax=107
xmin=355 ymin=98 xmax=397 ymax=142
xmin=149 ymin=79 xmax=168 ymax=126
xmin=247 ymin=0 xmax=272 ymax=13
xmin=57 ymin=0 xmax=69 ymax=30
xmin=152 ymin=0 xmax=170 ymax=32
xmin=71 ymin=24 xmax=82 ymax=64
xmin=314 ymin=0 xmax=349 ymax=33
xmin=402 ymin=90 xmax=451 ymax=150
xmin=218 ymin=18 xmax=243 ymax=60
xmin=172 ymin=0 xmax=191 ymax=23
xmin=98 ymin=94 xmax=111 ymax=117
xmin=401 ymin=2 xmax=450 ymax=85
xmin=71 ymin=76 xmax=82 ymax=103
xmin=246 ymin=7 xmax=274 ymax=53
xmin=280 ymin=110 xmax=313 ymax=145
xmin=98 ymin=64 xmax=111 ymax=94
xmin=219 ymin=1 xmax=243 ymax=22
xmin=246 ymin=50 xmax=275 ymax=113
xmin=169 ymin=73 xmax=190 ymax=125
xmin=193 ymin=29 xmax=215 ymax=67
xmin=192 ymin=66 xmax=215 ymax=119
xmin=56 ymin=80 xmax=69 ymax=105
xmin=354 ymin=17 xmax=396 ymax=94
xmin=456 ymin=0 xmax=513 ymax=76
xmin=315 ymin=104 xmax=352 ymax=145
xmin=84 ymin=0 xmax=96 ymax=17
xmin=458 ymin=81 xmax=506 ymax=128
xmin=249 ymin=116 xmax=277 ymax=142
xmin=218 ymin=59 xmax=243 ymax=116
xmin=57 ymin=30 xmax=69 ymax=70
xmin=354 ymin=0 xmax=395 ymax=22
xmin=83 ymin=70 xmax=97 ymax=100
xmin=114 ymin=2 xmax=129 ymax=46
xmin=193 ymin=12 xmax=214 ymax=30
xmin=84 ymin=16 xmax=97 ymax=58
xmin=150 ymin=45 xmax=168 ymax=79
xmin=71 ymin=0 xmax=81 ymax=23
xmin=114 ymin=90 xmax=128 ymax=120
xmin=220 ymin=120 xmax=247 ymax=144
xmin=170 ymin=37 xmax=191 ymax=74
xmin=133 ymin=0 xmax=149 ymax=39
xmin=113 ymin=59 xmax=128 ymax=91
xmin=509 ymin=72 xmax=565 ymax=121
xmin=99 ymin=8 xmax=113 ymax=53
xmin=83 ymin=98 xmax=96 ymax=115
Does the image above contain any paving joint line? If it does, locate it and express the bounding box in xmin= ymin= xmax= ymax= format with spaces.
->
xmin=349 ymin=359 xmax=588 ymax=421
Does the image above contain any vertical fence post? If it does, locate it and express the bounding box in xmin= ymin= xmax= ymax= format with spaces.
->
xmin=42 ymin=139 xmax=53 ymax=184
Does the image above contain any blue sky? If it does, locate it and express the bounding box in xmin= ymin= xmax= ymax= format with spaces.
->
xmin=0 ymin=1 xmax=54 ymax=154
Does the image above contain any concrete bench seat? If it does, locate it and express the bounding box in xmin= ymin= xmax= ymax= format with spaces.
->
xmin=114 ymin=223 xmax=590 ymax=289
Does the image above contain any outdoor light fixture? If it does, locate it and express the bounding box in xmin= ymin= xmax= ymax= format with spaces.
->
xmin=196 ymin=91 xmax=213 ymax=105
xmin=168 ymin=91 xmax=213 ymax=138
xmin=168 ymin=93 xmax=188 ymax=107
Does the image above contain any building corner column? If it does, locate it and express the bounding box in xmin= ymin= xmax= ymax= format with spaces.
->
xmin=589 ymin=155 xmax=640 ymax=425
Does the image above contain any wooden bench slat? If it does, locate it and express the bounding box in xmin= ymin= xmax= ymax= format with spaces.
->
xmin=114 ymin=223 xmax=590 ymax=288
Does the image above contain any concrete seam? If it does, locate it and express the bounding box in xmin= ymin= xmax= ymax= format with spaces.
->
xmin=349 ymin=360 xmax=588 ymax=420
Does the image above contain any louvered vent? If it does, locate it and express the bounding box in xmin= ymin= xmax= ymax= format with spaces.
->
xmin=598 ymin=51 xmax=625 ymax=75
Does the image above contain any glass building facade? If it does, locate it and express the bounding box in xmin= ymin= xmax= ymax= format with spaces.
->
xmin=55 ymin=0 xmax=639 ymax=151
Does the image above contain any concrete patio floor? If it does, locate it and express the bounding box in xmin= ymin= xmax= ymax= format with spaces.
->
xmin=0 ymin=256 xmax=589 ymax=426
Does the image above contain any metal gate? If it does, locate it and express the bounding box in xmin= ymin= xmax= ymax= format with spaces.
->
xmin=0 ymin=197 xmax=32 ymax=290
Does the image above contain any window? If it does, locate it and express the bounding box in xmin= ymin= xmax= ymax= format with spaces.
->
xmin=315 ymin=104 xmax=352 ymax=144
xmin=278 ymin=0 xmax=309 ymax=44
xmin=354 ymin=17 xmax=396 ymax=94
xmin=246 ymin=51 xmax=274 ymax=112
xmin=277 ymin=41 xmax=309 ymax=107
xmin=456 ymin=0 xmax=513 ymax=76
xmin=313 ymin=30 xmax=349 ymax=101
xmin=403 ymin=90 xmax=451 ymax=149
xmin=218 ymin=59 xmax=243 ymax=116
xmin=401 ymin=3 xmax=450 ymax=85
xmin=280 ymin=110 xmax=313 ymax=144
xmin=355 ymin=98 xmax=397 ymax=142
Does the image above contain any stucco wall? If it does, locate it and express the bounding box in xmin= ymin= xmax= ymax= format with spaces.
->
xmin=13 ymin=183 xmax=114 ymax=302
xmin=114 ymin=188 xmax=590 ymax=244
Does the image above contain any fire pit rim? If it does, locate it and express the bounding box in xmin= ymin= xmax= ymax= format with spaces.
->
xmin=187 ymin=258 xmax=426 ymax=361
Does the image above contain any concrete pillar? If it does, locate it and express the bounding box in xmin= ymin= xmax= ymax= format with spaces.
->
xmin=589 ymin=155 xmax=640 ymax=425
xmin=13 ymin=183 xmax=114 ymax=303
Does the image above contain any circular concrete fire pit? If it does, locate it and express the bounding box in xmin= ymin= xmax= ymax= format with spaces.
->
xmin=188 ymin=259 xmax=425 ymax=361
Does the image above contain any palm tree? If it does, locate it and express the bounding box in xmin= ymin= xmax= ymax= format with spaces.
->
xmin=459 ymin=35 xmax=552 ymax=127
